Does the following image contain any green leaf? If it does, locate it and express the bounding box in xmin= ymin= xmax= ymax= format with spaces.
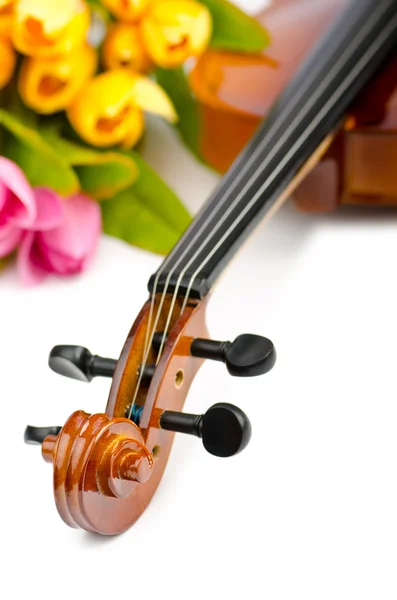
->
xmin=155 ymin=67 xmax=204 ymax=164
xmin=102 ymin=152 xmax=191 ymax=255
xmin=40 ymin=128 xmax=139 ymax=200
xmin=102 ymin=187 xmax=181 ymax=255
xmin=130 ymin=151 xmax=191 ymax=231
xmin=0 ymin=109 xmax=79 ymax=195
xmin=199 ymin=0 xmax=270 ymax=53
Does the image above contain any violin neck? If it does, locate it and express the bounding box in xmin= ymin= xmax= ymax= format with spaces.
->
xmin=149 ymin=0 xmax=397 ymax=300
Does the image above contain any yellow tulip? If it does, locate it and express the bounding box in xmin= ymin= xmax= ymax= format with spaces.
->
xmin=18 ymin=45 xmax=97 ymax=114
xmin=0 ymin=36 xmax=16 ymax=89
xmin=67 ymin=69 xmax=177 ymax=149
xmin=12 ymin=0 xmax=90 ymax=58
xmin=103 ymin=23 xmax=151 ymax=73
xmin=0 ymin=0 xmax=14 ymax=14
xmin=101 ymin=0 xmax=149 ymax=23
xmin=141 ymin=0 xmax=212 ymax=68
xmin=0 ymin=0 xmax=14 ymax=40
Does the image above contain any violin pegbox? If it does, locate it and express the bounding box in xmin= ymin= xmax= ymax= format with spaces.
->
xmin=24 ymin=294 xmax=276 ymax=534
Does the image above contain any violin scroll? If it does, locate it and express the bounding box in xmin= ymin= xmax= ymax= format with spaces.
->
xmin=40 ymin=410 xmax=154 ymax=532
xmin=24 ymin=295 xmax=269 ymax=534
xmin=25 ymin=297 xmax=211 ymax=533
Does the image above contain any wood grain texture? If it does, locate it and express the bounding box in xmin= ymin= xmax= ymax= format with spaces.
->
xmin=42 ymin=295 xmax=209 ymax=534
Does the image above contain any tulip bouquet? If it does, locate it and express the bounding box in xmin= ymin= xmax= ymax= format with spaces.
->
xmin=0 ymin=0 xmax=269 ymax=284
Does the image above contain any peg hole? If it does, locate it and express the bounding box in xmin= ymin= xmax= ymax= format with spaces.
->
xmin=152 ymin=445 xmax=160 ymax=458
xmin=175 ymin=369 xmax=184 ymax=389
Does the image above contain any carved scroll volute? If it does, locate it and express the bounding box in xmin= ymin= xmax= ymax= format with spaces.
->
xmin=42 ymin=410 xmax=154 ymax=531
xmin=44 ymin=296 xmax=209 ymax=535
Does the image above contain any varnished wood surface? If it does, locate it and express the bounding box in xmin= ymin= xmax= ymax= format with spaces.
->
xmin=43 ymin=295 xmax=209 ymax=534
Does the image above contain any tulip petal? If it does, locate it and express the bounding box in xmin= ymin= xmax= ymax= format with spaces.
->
xmin=0 ymin=157 xmax=37 ymax=227
xmin=101 ymin=0 xmax=149 ymax=23
xmin=130 ymin=75 xmax=178 ymax=123
xmin=18 ymin=45 xmax=97 ymax=115
xmin=13 ymin=0 xmax=91 ymax=58
xmin=0 ymin=37 xmax=16 ymax=90
xmin=141 ymin=0 xmax=212 ymax=68
xmin=0 ymin=180 xmax=8 ymax=212
xmin=39 ymin=245 xmax=83 ymax=275
xmin=103 ymin=23 xmax=152 ymax=73
xmin=67 ymin=70 xmax=146 ymax=148
xmin=17 ymin=231 xmax=48 ymax=285
xmin=40 ymin=193 xmax=101 ymax=271
xmin=32 ymin=187 xmax=63 ymax=231
xmin=16 ymin=193 xmax=101 ymax=285
xmin=0 ymin=223 xmax=23 ymax=257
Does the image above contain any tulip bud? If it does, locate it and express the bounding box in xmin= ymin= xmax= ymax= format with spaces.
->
xmin=67 ymin=69 xmax=177 ymax=149
xmin=0 ymin=0 xmax=14 ymax=9
xmin=103 ymin=23 xmax=151 ymax=73
xmin=18 ymin=45 xmax=96 ymax=114
xmin=0 ymin=37 xmax=16 ymax=90
xmin=12 ymin=0 xmax=90 ymax=58
xmin=0 ymin=0 xmax=13 ymax=11
xmin=141 ymin=0 xmax=212 ymax=68
xmin=68 ymin=70 xmax=144 ymax=149
xmin=0 ymin=0 xmax=13 ymax=10
xmin=17 ymin=191 xmax=102 ymax=286
xmin=101 ymin=0 xmax=149 ymax=23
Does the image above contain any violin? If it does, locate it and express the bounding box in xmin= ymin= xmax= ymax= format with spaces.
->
xmin=25 ymin=0 xmax=397 ymax=535
xmin=191 ymin=0 xmax=397 ymax=212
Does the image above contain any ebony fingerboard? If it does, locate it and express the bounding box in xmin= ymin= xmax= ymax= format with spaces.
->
xmin=149 ymin=0 xmax=397 ymax=299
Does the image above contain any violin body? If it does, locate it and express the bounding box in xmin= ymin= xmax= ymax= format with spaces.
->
xmin=191 ymin=0 xmax=397 ymax=211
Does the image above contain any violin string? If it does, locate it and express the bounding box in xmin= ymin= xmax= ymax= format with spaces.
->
xmin=132 ymin=0 xmax=392 ymax=411
xmin=150 ymin=0 xmax=375 ymax=282
xmin=127 ymin=288 xmax=166 ymax=419
xmin=155 ymin=0 xmax=394 ymax=359
xmin=146 ymin=0 xmax=386 ymax=370
xmin=128 ymin=0 xmax=392 ymax=417
xmin=179 ymin=12 xmax=397 ymax=316
xmin=131 ymin=293 xmax=156 ymax=406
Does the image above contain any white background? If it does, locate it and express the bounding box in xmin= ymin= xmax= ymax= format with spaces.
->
xmin=2 ymin=1 xmax=397 ymax=599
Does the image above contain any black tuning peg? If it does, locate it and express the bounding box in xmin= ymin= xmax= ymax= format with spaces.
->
xmin=24 ymin=425 xmax=62 ymax=445
xmin=49 ymin=345 xmax=117 ymax=382
xmin=160 ymin=403 xmax=251 ymax=458
xmin=190 ymin=334 xmax=276 ymax=377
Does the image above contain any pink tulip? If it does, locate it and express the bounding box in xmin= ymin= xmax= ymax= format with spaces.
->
xmin=0 ymin=157 xmax=37 ymax=257
xmin=18 ymin=189 xmax=102 ymax=285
